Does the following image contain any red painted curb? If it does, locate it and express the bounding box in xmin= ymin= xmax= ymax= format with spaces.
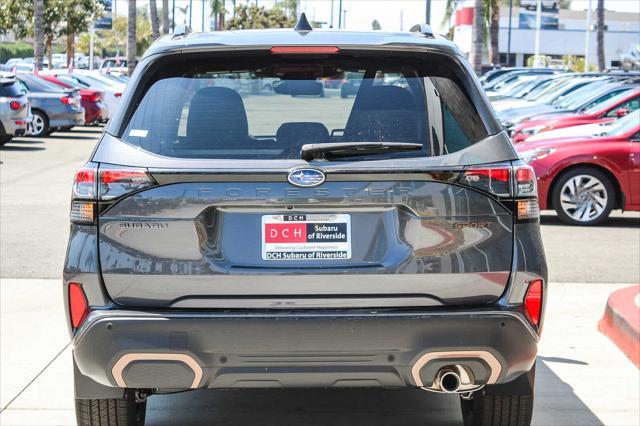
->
xmin=598 ymin=285 xmax=640 ymax=368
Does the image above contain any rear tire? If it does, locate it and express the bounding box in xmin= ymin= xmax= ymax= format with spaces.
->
xmin=75 ymin=391 xmax=146 ymax=426
xmin=30 ymin=110 xmax=50 ymax=137
xmin=460 ymin=365 xmax=535 ymax=426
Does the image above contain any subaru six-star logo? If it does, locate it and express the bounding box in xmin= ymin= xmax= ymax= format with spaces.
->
xmin=287 ymin=169 xmax=326 ymax=187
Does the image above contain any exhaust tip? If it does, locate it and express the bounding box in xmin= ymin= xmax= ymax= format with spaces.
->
xmin=439 ymin=370 xmax=461 ymax=393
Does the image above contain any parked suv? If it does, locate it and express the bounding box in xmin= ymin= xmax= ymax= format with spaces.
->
xmin=0 ymin=75 xmax=30 ymax=145
xmin=65 ymin=19 xmax=547 ymax=426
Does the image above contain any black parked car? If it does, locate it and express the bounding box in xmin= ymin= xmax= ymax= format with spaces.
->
xmin=65 ymin=18 xmax=547 ymax=426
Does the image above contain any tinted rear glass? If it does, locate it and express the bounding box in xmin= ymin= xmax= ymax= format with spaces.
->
xmin=0 ymin=82 xmax=23 ymax=97
xmin=121 ymin=52 xmax=490 ymax=160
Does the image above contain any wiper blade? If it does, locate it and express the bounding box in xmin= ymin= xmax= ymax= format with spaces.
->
xmin=300 ymin=142 xmax=422 ymax=161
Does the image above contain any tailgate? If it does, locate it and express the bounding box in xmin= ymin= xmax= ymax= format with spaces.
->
xmin=98 ymin=178 xmax=513 ymax=308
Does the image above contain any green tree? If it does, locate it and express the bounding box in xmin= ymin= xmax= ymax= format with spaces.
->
xmin=371 ymin=19 xmax=381 ymax=30
xmin=161 ymin=0 xmax=169 ymax=33
xmin=77 ymin=14 xmax=152 ymax=58
xmin=59 ymin=0 xmax=103 ymax=67
xmin=226 ymin=4 xmax=295 ymax=30
xmin=210 ymin=0 xmax=226 ymax=30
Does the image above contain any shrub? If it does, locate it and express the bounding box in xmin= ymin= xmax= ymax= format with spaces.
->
xmin=0 ymin=42 xmax=33 ymax=64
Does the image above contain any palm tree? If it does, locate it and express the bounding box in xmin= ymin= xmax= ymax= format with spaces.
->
xmin=149 ymin=0 xmax=160 ymax=39
xmin=489 ymin=0 xmax=500 ymax=65
xmin=471 ymin=0 xmax=485 ymax=74
xmin=211 ymin=0 xmax=226 ymax=30
xmin=596 ymin=0 xmax=605 ymax=70
xmin=127 ymin=0 xmax=137 ymax=75
xmin=162 ymin=0 xmax=170 ymax=34
xmin=33 ymin=0 xmax=45 ymax=71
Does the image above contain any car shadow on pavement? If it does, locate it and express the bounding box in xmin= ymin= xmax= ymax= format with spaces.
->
xmin=541 ymin=214 xmax=640 ymax=228
xmin=144 ymin=359 xmax=603 ymax=426
xmin=46 ymin=134 xmax=99 ymax=140
xmin=0 ymin=144 xmax=45 ymax=151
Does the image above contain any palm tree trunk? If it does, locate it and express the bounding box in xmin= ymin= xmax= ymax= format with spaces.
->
xmin=150 ymin=0 xmax=160 ymax=39
xmin=66 ymin=32 xmax=75 ymax=68
xmin=162 ymin=0 xmax=170 ymax=34
xmin=489 ymin=0 xmax=500 ymax=65
xmin=127 ymin=0 xmax=137 ymax=75
xmin=46 ymin=35 xmax=53 ymax=70
xmin=33 ymin=0 xmax=45 ymax=71
xmin=470 ymin=0 xmax=484 ymax=75
xmin=596 ymin=0 xmax=605 ymax=71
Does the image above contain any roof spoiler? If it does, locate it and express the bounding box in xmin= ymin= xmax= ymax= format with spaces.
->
xmin=409 ymin=23 xmax=435 ymax=39
xmin=172 ymin=24 xmax=192 ymax=39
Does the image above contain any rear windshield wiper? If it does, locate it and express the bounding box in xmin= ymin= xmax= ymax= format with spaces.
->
xmin=300 ymin=142 xmax=423 ymax=161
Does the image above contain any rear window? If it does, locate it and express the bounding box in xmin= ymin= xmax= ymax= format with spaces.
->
xmin=0 ymin=82 xmax=23 ymax=97
xmin=120 ymin=52 xmax=490 ymax=160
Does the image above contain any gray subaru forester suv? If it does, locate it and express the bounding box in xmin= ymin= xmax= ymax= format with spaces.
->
xmin=65 ymin=19 xmax=547 ymax=426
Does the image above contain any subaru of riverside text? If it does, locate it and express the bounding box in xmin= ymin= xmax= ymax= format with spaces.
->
xmin=65 ymin=16 xmax=547 ymax=426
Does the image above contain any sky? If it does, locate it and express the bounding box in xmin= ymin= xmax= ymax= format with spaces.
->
xmin=111 ymin=0 xmax=640 ymax=33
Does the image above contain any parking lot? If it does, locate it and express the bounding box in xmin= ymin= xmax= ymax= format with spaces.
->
xmin=1 ymin=128 xmax=639 ymax=425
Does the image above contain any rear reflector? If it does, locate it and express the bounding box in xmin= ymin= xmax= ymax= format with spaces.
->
xmin=70 ymin=201 xmax=95 ymax=224
xmin=270 ymin=46 xmax=340 ymax=54
xmin=69 ymin=282 xmax=89 ymax=329
xmin=524 ymin=279 xmax=543 ymax=328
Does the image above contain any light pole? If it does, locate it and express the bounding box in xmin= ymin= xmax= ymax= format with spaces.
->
xmin=330 ymin=0 xmax=334 ymax=28
xmin=338 ymin=0 xmax=343 ymax=29
xmin=189 ymin=0 xmax=193 ymax=28
xmin=533 ymin=0 xmax=542 ymax=66
xmin=584 ymin=0 xmax=592 ymax=72
xmin=507 ymin=0 xmax=513 ymax=66
xmin=425 ymin=0 xmax=431 ymax=25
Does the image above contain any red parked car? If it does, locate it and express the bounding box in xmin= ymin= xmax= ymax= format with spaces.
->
xmin=516 ymin=110 xmax=640 ymax=225
xmin=39 ymin=74 xmax=107 ymax=125
xmin=512 ymin=89 xmax=640 ymax=143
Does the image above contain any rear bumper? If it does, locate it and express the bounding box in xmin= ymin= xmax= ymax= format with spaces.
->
xmin=73 ymin=308 xmax=538 ymax=391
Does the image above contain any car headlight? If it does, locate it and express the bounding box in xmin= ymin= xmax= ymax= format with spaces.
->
xmin=519 ymin=147 xmax=555 ymax=164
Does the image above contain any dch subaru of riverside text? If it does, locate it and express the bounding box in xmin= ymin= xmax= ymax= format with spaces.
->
xmin=64 ymin=16 xmax=547 ymax=426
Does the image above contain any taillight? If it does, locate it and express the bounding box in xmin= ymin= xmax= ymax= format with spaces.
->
xmin=60 ymin=96 xmax=75 ymax=105
xmin=458 ymin=163 xmax=539 ymax=222
xmin=114 ymin=92 xmax=122 ymax=98
xmin=99 ymin=167 xmax=155 ymax=200
xmin=524 ymin=279 xmax=543 ymax=329
xmin=9 ymin=100 xmax=21 ymax=110
xmin=70 ymin=163 xmax=155 ymax=224
xmin=89 ymin=93 xmax=102 ymax=103
xmin=69 ymin=282 xmax=89 ymax=330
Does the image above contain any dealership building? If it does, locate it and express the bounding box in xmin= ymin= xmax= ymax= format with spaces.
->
xmin=453 ymin=4 xmax=639 ymax=68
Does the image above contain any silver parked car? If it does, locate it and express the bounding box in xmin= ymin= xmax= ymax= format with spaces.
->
xmin=0 ymin=75 xmax=30 ymax=145
xmin=16 ymin=73 xmax=84 ymax=136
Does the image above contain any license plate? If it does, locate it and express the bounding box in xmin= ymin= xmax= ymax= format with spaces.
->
xmin=262 ymin=214 xmax=351 ymax=261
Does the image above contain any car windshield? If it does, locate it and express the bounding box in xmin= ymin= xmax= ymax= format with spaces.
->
xmin=604 ymin=110 xmax=640 ymax=136
xmin=554 ymin=84 xmax=607 ymax=109
xmin=0 ymin=81 xmax=23 ymax=97
xmin=58 ymin=75 xmax=90 ymax=88
xmin=584 ymin=90 xmax=636 ymax=115
xmin=121 ymin=53 xmax=490 ymax=160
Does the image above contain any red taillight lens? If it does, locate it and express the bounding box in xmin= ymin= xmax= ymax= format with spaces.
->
xmin=270 ymin=46 xmax=340 ymax=54
xmin=9 ymin=100 xmax=21 ymax=110
xmin=114 ymin=92 xmax=122 ymax=98
xmin=459 ymin=167 xmax=511 ymax=197
xmin=60 ymin=96 xmax=76 ymax=105
xmin=524 ymin=279 xmax=543 ymax=328
xmin=514 ymin=164 xmax=537 ymax=197
xmin=69 ymin=282 xmax=89 ymax=330
xmin=99 ymin=167 xmax=155 ymax=200
xmin=73 ymin=166 xmax=96 ymax=199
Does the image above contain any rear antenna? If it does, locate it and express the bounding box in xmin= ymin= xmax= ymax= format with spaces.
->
xmin=294 ymin=13 xmax=313 ymax=32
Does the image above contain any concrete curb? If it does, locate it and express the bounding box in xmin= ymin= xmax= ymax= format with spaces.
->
xmin=598 ymin=285 xmax=640 ymax=368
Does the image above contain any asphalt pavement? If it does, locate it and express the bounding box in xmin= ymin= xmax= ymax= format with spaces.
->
xmin=1 ymin=128 xmax=639 ymax=425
